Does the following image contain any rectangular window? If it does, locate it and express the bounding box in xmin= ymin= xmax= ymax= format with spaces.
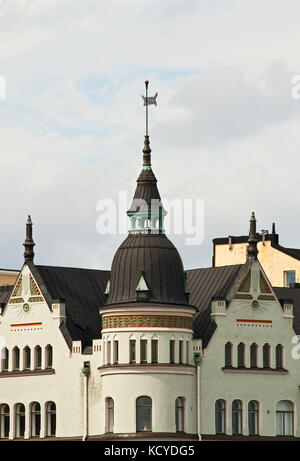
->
xmin=130 ymin=340 xmax=136 ymax=363
xmin=237 ymin=344 xmax=245 ymax=367
xmin=113 ymin=341 xmax=118 ymax=364
xmin=179 ymin=341 xmax=184 ymax=364
xmin=225 ymin=343 xmax=232 ymax=367
xmin=106 ymin=341 xmax=111 ymax=364
xmin=141 ymin=340 xmax=147 ymax=363
xmin=284 ymin=270 xmax=296 ymax=287
xmin=170 ymin=340 xmax=175 ymax=364
xmin=151 ymin=340 xmax=158 ymax=363
xmin=186 ymin=341 xmax=189 ymax=364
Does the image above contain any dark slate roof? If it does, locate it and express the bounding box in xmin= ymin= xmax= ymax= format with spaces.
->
xmin=0 ymin=285 xmax=13 ymax=304
xmin=272 ymin=244 xmax=300 ymax=261
xmin=213 ymin=233 xmax=278 ymax=245
xmin=186 ymin=264 xmax=243 ymax=347
xmin=107 ymin=233 xmax=188 ymax=307
xmin=29 ymin=263 xmax=109 ymax=348
xmin=273 ymin=286 xmax=300 ymax=335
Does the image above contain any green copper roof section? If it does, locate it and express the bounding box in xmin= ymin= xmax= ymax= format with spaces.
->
xmin=136 ymin=273 xmax=149 ymax=292
xmin=142 ymin=165 xmax=152 ymax=171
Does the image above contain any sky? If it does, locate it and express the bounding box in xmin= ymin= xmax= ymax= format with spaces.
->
xmin=0 ymin=0 xmax=300 ymax=271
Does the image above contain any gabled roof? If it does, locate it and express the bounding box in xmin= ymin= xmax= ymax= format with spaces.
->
xmin=186 ymin=264 xmax=243 ymax=347
xmin=29 ymin=263 xmax=109 ymax=348
xmin=273 ymin=286 xmax=300 ymax=335
xmin=0 ymin=285 xmax=13 ymax=304
xmin=272 ymin=244 xmax=300 ymax=262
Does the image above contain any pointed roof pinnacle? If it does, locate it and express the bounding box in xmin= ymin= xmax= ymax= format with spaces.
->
xmin=23 ymin=214 xmax=35 ymax=262
xmin=247 ymin=211 xmax=258 ymax=260
xmin=141 ymin=80 xmax=158 ymax=170
xmin=143 ymin=134 xmax=151 ymax=168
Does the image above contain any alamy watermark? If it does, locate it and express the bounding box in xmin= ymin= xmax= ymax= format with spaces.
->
xmin=96 ymin=192 xmax=204 ymax=246
xmin=0 ymin=75 xmax=6 ymax=100
xmin=291 ymin=335 xmax=300 ymax=359
xmin=291 ymin=75 xmax=300 ymax=100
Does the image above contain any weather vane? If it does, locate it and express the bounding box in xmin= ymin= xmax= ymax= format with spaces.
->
xmin=142 ymin=80 xmax=158 ymax=137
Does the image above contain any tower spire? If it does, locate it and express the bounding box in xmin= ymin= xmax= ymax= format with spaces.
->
xmin=23 ymin=215 xmax=35 ymax=262
xmin=142 ymin=80 xmax=158 ymax=170
xmin=247 ymin=211 xmax=258 ymax=260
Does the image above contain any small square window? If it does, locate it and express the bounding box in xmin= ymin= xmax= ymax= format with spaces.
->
xmin=284 ymin=271 xmax=296 ymax=287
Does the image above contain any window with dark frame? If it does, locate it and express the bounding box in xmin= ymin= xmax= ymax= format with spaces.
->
xmin=170 ymin=340 xmax=175 ymax=364
xmin=140 ymin=339 xmax=147 ymax=363
xmin=130 ymin=340 xmax=136 ymax=363
xmin=151 ymin=339 xmax=158 ymax=363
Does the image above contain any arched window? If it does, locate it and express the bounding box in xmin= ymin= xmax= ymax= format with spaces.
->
xmin=1 ymin=348 xmax=9 ymax=372
xmin=136 ymin=396 xmax=152 ymax=432
xmin=276 ymin=344 xmax=283 ymax=369
xmin=0 ymin=404 xmax=9 ymax=438
xmin=232 ymin=400 xmax=242 ymax=435
xmin=23 ymin=346 xmax=31 ymax=370
xmin=46 ymin=402 xmax=56 ymax=437
xmin=248 ymin=401 xmax=259 ymax=435
xmin=12 ymin=347 xmax=20 ymax=371
xmin=175 ymin=397 xmax=185 ymax=432
xmin=106 ymin=398 xmax=114 ymax=433
xmin=45 ymin=345 xmax=53 ymax=369
xmin=250 ymin=344 xmax=258 ymax=368
xmin=263 ymin=344 xmax=270 ymax=368
xmin=15 ymin=403 xmax=25 ymax=438
xmin=30 ymin=402 xmax=41 ymax=437
xmin=34 ymin=346 xmax=42 ymax=370
xmin=237 ymin=343 xmax=245 ymax=367
xmin=276 ymin=401 xmax=293 ymax=436
xmin=225 ymin=342 xmax=232 ymax=367
xmin=215 ymin=400 xmax=226 ymax=434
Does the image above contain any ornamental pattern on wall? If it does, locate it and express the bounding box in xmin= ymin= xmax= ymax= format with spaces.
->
xmin=12 ymin=275 xmax=22 ymax=297
xmin=30 ymin=275 xmax=41 ymax=296
xmin=260 ymin=272 xmax=272 ymax=293
xmin=237 ymin=270 xmax=251 ymax=293
xmin=102 ymin=315 xmax=193 ymax=329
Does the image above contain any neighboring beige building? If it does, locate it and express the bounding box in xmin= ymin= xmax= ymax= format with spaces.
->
xmin=0 ymin=269 xmax=19 ymax=287
xmin=213 ymin=225 xmax=300 ymax=288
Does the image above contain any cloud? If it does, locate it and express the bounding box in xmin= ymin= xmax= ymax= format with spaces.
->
xmin=1 ymin=0 xmax=300 ymax=272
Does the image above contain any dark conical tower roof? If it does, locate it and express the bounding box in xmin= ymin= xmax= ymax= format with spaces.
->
xmin=127 ymin=135 xmax=164 ymax=214
xmin=107 ymin=233 xmax=188 ymax=306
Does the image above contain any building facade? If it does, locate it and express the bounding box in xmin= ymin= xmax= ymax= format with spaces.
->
xmin=0 ymin=130 xmax=300 ymax=441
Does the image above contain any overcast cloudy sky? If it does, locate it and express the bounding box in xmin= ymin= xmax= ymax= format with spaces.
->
xmin=0 ymin=0 xmax=300 ymax=272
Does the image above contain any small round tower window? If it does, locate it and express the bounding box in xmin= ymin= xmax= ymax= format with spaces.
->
xmin=251 ymin=300 xmax=259 ymax=310
xmin=23 ymin=303 xmax=30 ymax=313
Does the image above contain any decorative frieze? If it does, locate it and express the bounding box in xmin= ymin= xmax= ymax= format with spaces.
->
xmin=8 ymin=297 xmax=25 ymax=304
xmin=102 ymin=314 xmax=193 ymax=330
